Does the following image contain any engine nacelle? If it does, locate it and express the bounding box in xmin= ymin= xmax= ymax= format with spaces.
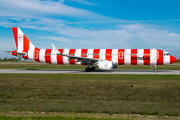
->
xmin=98 ymin=61 xmax=113 ymax=70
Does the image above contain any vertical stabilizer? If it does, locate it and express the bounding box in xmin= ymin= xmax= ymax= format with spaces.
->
xmin=12 ymin=27 xmax=36 ymax=52
xmin=12 ymin=27 xmax=37 ymax=59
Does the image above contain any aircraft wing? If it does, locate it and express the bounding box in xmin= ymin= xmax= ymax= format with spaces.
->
xmin=65 ymin=55 xmax=99 ymax=63
xmin=52 ymin=44 xmax=101 ymax=64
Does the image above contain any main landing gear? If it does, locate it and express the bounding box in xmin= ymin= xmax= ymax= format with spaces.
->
xmin=85 ymin=67 xmax=96 ymax=72
xmin=154 ymin=65 xmax=158 ymax=72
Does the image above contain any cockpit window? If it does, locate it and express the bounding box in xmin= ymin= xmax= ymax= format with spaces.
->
xmin=164 ymin=53 xmax=170 ymax=56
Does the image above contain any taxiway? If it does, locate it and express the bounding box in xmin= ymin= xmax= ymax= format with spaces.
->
xmin=0 ymin=69 xmax=180 ymax=75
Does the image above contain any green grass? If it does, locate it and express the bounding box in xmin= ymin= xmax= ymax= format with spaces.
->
xmin=0 ymin=74 xmax=180 ymax=116
xmin=0 ymin=62 xmax=180 ymax=70
xmin=0 ymin=116 xmax=134 ymax=120
xmin=0 ymin=112 xmax=179 ymax=120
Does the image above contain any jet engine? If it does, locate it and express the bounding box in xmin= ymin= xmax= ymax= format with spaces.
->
xmin=98 ymin=61 xmax=113 ymax=70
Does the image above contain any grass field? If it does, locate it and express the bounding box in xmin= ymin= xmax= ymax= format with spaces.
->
xmin=0 ymin=61 xmax=180 ymax=70
xmin=0 ymin=116 xmax=134 ymax=120
xmin=0 ymin=114 xmax=179 ymax=120
xmin=0 ymin=74 xmax=180 ymax=117
xmin=0 ymin=62 xmax=180 ymax=119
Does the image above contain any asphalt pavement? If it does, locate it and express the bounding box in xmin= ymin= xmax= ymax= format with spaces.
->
xmin=0 ymin=69 xmax=180 ymax=75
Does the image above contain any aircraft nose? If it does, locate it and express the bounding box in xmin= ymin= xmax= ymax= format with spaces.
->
xmin=170 ymin=56 xmax=176 ymax=64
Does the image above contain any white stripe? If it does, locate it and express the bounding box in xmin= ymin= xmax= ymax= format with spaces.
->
xmin=150 ymin=49 xmax=157 ymax=65
xmin=163 ymin=51 xmax=170 ymax=65
xmin=28 ymin=42 xmax=35 ymax=60
xmin=137 ymin=49 xmax=144 ymax=65
xmin=125 ymin=49 xmax=131 ymax=65
xmin=87 ymin=49 xmax=93 ymax=58
xmin=39 ymin=49 xmax=46 ymax=63
xmin=99 ymin=49 xmax=106 ymax=60
xmin=75 ymin=49 xmax=81 ymax=65
xmin=63 ymin=49 xmax=69 ymax=65
xmin=112 ymin=49 xmax=118 ymax=64
xmin=17 ymin=28 xmax=24 ymax=52
xmin=51 ymin=49 xmax=57 ymax=64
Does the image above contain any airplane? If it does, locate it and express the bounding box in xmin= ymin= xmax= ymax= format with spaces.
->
xmin=6 ymin=27 xmax=177 ymax=72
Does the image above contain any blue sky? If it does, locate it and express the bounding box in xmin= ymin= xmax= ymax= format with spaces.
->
xmin=0 ymin=0 xmax=180 ymax=59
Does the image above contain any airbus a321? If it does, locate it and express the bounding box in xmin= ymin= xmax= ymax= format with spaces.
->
xmin=6 ymin=27 xmax=177 ymax=72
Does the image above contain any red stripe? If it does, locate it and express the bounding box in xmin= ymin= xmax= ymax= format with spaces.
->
xmin=93 ymin=49 xmax=100 ymax=59
xmin=144 ymin=49 xmax=150 ymax=65
xmin=45 ymin=49 xmax=52 ymax=64
xmin=81 ymin=49 xmax=88 ymax=65
xmin=22 ymin=35 xmax=29 ymax=59
xmin=106 ymin=49 xmax=112 ymax=61
xmin=118 ymin=49 xmax=125 ymax=65
xmin=34 ymin=48 xmax=40 ymax=62
xmin=81 ymin=49 xmax=88 ymax=57
xmin=12 ymin=50 xmax=17 ymax=56
xmin=157 ymin=49 xmax=163 ymax=65
xmin=69 ymin=49 xmax=76 ymax=64
xmin=131 ymin=49 xmax=137 ymax=65
xmin=12 ymin=27 xmax=18 ymax=50
xmin=57 ymin=49 xmax=64 ymax=64
xmin=170 ymin=56 xmax=176 ymax=64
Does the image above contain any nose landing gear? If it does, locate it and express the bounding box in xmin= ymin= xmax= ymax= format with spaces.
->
xmin=154 ymin=65 xmax=158 ymax=72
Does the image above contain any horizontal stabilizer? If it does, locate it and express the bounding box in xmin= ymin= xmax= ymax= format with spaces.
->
xmin=5 ymin=51 xmax=27 ymax=56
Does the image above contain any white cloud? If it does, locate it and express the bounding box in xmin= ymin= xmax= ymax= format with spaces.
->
xmin=0 ymin=39 xmax=16 ymax=50
xmin=117 ymin=24 xmax=144 ymax=31
xmin=0 ymin=0 xmax=103 ymax=19
xmin=0 ymin=38 xmax=17 ymax=58
xmin=60 ymin=0 xmax=64 ymax=3
xmin=169 ymin=33 xmax=180 ymax=37
xmin=116 ymin=24 xmax=180 ymax=50
xmin=0 ymin=0 xmax=179 ymax=58
xmin=66 ymin=0 xmax=98 ymax=6
xmin=39 ymin=36 xmax=71 ymax=43
xmin=33 ymin=24 xmax=180 ymax=53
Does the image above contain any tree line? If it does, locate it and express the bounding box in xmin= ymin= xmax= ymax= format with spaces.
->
xmin=0 ymin=57 xmax=27 ymax=61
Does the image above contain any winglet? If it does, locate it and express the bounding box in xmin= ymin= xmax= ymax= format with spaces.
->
xmin=52 ymin=44 xmax=62 ymax=55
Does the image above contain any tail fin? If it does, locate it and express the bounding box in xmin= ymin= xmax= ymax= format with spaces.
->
xmin=12 ymin=27 xmax=38 ymax=59
xmin=12 ymin=27 xmax=36 ymax=52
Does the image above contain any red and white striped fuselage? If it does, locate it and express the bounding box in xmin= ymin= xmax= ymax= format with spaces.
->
xmin=12 ymin=48 xmax=176 ymax=65
xmin=9 ymin=27 xmax=176 ymax=71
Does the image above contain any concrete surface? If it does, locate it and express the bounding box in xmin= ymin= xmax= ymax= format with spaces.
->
xmin=0 ymin=69 xmax=180 ymax=75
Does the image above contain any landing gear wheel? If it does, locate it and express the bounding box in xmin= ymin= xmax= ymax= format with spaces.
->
xmin=85 ymin=67 xmax=91 ymax=72
xmin=154 ymin=69 xmax=158 ymax=72
xmin=90 ymin=67 xmax=96 ymax=71
xmin=153 ymin=65 xmax=158 ymax=72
